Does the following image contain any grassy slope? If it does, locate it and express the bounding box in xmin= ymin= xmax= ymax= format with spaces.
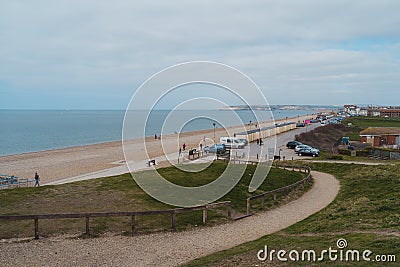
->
xmin=344 ymin=117 xmax=400 ymax=142
xmin=185 ymin=162 xmax=400 ymax=266
xmin=295 ymin=124 xmax=362 ymax=151
xmin=0 ymin=161 xmax=305 ymax=238
xmin=345 ymin=117 xmax=400 ymax=128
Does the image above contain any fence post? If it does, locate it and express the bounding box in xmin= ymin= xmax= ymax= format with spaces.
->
xmin=131 ymin=214 xmax=136 ymax=236
xmin=202 ymin=208 xmax=208 ymax=224
xmin=261 ymin=195 xmax=265 ymax=209
xmin=171 ymin=211 xmax=176 ymax=230
xmin=246 ymin=198 xmax=251 ymax=215
xmin=34 ymin=218 xmax=39 ymax=240
xmin=227 ymin=204 xmax=232 ymax=218
xmin=85 ymin=216 xmax=90 ymax=235
xmin=273 ymin=193 xmax=277 ymax=201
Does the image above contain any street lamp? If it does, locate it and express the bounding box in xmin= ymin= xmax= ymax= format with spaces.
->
xmin=213 ymin=123 xmax=216 ymax=143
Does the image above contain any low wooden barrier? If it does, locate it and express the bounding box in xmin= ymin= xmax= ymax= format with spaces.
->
xmin=246 ymin=165 xmax=312 ymax=214
xmin=0 ymin=201 xmax=232 ymax=239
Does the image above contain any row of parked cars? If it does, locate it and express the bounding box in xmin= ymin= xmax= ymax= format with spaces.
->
xmin=204 ymin=137 xmax=249 ymax=154
xmin=286 ymin=141 xmax=320 ymax=157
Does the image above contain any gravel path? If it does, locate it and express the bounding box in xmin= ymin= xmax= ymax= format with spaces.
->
xmin=0 ymin=171 xmax=339 ymax=267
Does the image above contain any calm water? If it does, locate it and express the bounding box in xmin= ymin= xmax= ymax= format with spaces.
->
xmin=0 ymin=109 xmax=314 ymax=156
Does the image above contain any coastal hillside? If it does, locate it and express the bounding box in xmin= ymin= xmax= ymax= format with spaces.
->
xmin=295 ymin=124 xmax=361 ymax=152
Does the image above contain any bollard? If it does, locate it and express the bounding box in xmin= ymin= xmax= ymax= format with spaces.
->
xmin=131 ymin=214 xmax=136 ymax=236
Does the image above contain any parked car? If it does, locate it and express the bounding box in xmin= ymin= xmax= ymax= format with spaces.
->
xmin=204 ymin=144 xmax=226 ymax=154
xmin=296 ymin=123 xmax=306 ymax=127
xmin=294 ymin=145 xmax=319 ymax=153
xmin=286 ymin=141 xmax=303 ymax=149
xmin=297 ymin=148 xmax=319 ymax=157
xmin=236 ymin=138 xmax=249 ymax=146
xmin=219 ymin=137 xmax=245 ymax=149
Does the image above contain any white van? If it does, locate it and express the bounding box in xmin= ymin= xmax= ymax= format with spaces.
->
xmin=220 ymin=137 xmax=246 ymax=149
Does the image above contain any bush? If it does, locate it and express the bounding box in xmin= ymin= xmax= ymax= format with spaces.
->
xmin=329 ymin=155 xmax=344 ymax=160
xmin=355 ymin=150 xmax=369 ymax=157
xmin=337 ymin=149 xmax=351 ymax=156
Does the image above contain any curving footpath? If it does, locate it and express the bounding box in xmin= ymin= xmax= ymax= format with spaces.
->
xmin=0 ymin=171 xmax=339 ymax=267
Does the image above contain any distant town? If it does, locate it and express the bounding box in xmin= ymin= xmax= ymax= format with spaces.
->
xmin=220 ymin=104 xmax=400 ymax=119
xmin=219 ymin=105 xmax=336 ymax=111
xmin=343 ymin=105 xmax=400 ymax=118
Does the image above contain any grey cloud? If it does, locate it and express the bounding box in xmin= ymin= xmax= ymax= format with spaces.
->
xmin=0 ymin=0 xmax=400 ymax=108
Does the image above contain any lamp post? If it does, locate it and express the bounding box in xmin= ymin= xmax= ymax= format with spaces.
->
xmin=213 ymin=123 xmax=216 ymax=143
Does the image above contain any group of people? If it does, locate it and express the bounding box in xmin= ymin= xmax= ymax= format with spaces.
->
xmin=178 ymin=143 xmax=186 ymax=156
xmin=179 ymin=142 xmax=205 ymax=155
xmin=256 ymin=138 xmax=264 ymax=146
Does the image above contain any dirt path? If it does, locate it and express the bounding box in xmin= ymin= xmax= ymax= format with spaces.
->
xmin=305 ymin=160 xmax=395 ymax=165
xmin=0 ymin=171 xmax=339 ymax=267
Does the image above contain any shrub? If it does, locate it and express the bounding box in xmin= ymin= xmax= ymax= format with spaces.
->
xmin=355 ymin=150 xmax=369 ymax=157
xmin=337 ymin=149 xmax=351 ymax=156
xmin=329 ymin=155 xmax=344 ymax=160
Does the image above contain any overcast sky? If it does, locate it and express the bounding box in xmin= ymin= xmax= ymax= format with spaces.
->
xmin=1 ymin=0 xmax=400 ymax=109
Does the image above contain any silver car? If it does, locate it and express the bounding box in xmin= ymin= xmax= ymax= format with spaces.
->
xmin=295 ymin=144 xmax=319 ymax=153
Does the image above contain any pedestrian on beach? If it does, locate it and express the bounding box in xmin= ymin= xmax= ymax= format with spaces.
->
xmin=34 ymin=172 xmax=40 ymax=187
xmin=155 ymin=134 xmax=157 ymax=139
xmin=182 ymin=143 xmax=186 ymax=151
xmin=179 ymin=147 xmax=182 ymax=156
xmin=200 ymin=143 xmax=203 ymax=151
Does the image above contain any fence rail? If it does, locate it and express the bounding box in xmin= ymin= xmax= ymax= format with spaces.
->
xmin=246 ymin=165 xmax=312 ymax=214
xmin=0 ymin=162 xmax=313 ymax=240
xmin=0 ymin=201 xmax=232 ymax=239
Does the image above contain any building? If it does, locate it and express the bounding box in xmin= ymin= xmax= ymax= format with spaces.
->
xmin=359 ymin=108 xmax=368 ymax=116
xmin=344 ymin=105 xmax=360 ymax=115
xmin=344 ymin=105 xmax=400 ymax=117
xmin=368 ymin=109 xmax=381 ymax=117
xmin=360 ymin=127 xmax=400 ymax=148
xmin=379 ymin=109 xmax=400 ymax=118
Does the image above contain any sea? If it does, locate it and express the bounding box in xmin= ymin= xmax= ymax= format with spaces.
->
xmin=0 ymin=109 xmax=318 ymax=156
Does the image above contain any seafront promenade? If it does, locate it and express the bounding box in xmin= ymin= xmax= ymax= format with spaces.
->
xmin=0 ymin=114 xmax=316 ymax=185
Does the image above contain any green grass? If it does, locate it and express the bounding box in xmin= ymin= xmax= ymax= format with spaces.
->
xmin=185 ymin=162 xmax=400 ymax=266
xmin=0 ymin=161 xmax=306 ymax=239
xmin=344 ymin=116 xmax=400 ymax=128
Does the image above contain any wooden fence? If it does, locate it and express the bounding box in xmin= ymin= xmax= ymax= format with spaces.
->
xmin=0 ymin=201 xmax=232 ymax=239
xmin=0 ymin=162 xmax=313 ymax=239
xmin=246 ymin=165 xmax=312 ymax=214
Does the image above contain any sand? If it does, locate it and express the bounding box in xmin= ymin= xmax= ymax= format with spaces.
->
xmin=0 ymin=114 xmax=315 ymax=184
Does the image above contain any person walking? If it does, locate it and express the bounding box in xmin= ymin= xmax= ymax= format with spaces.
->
xmin=182 ymin=143 xmax=186 ymax=151
xmin=34 ymin=172 xmax=40 ymax=187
